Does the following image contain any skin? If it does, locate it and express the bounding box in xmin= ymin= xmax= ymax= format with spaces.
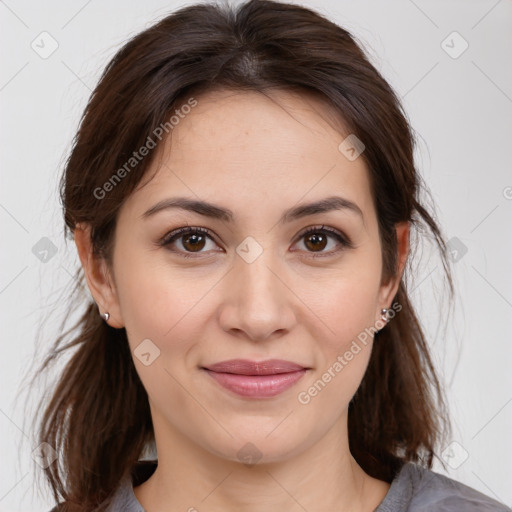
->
xmin=75 ymin=89 xmax=409 ymax=512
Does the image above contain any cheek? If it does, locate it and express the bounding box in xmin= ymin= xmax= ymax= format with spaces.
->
xmin=301 ymin=257 xmax=382 ymax=349
xmin=113 ymin=248 xmax=211 ymax=351
xmin=296 ymin=273 xmax=379 ymax=415
xmin=113 ymin=254 xmax=212 ymax=409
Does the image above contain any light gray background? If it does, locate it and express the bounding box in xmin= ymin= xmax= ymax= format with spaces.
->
xmin=1 ymin=0 xmax=511 ymax=510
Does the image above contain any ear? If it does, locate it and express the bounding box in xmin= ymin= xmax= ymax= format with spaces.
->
xmin=74 ymin=223 xmax=125 ymax=328
xmin=377 ymin=221 xmax=410 ymax=312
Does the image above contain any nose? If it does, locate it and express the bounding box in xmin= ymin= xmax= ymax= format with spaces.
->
xmin=217 ymin=248 xmax=297 ymax=342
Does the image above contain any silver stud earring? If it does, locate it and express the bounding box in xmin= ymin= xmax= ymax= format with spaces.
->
xmin=380 ymin=308 xmax=389 ymax=324
xmin=101 ymin=312 xmax=110 ymax=322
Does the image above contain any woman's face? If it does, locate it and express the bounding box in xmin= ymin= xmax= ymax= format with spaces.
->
xmin=78 ymin=89 xmax=407 ymax=465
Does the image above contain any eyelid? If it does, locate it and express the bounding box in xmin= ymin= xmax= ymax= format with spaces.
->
xmin=158 ymin=226 xmax=218 ymax=258
xmin=158 ymin=224 xmax=353 ymax=258
xmin=295 ymin=224 xmax=353 ymax=249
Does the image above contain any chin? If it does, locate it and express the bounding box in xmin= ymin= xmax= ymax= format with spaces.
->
xmin=200 ymin=427 xmax=312 ymax=467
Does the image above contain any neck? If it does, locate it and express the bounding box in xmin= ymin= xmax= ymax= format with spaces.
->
xmin=133 ymin=410 xmax=390 ymax=512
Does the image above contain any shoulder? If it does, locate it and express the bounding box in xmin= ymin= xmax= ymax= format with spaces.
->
xmin=47 ymin=460 xmax=158 ymax=512
xmin=376 ymin=461 xmax=511 ymax=512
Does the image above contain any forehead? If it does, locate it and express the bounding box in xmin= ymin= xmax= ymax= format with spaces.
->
xmin=167 ymin=88 xmax=351 ymax=160
xmin=126 ymin=89 xmax=375 ymax=223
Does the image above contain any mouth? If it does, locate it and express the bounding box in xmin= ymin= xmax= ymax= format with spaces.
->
xmin=200 ymin=359 xmax=310 ymax=398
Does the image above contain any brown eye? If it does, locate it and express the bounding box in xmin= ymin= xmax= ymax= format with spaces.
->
xmin=294 ymin=225 xmax=353 ymax=258
xmin=181 ymin=232 xmax=207 ymax=252
xmin=159 ymin=226 xmax=218 ymax=258
xmin=159 ymin=224 xmax=353 ymax=260
xmin=304 ymin=232 xmax=328 ymax=252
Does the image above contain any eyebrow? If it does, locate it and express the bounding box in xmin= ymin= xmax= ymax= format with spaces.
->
xmin=141 ymin=195 xmax=364 ymax=224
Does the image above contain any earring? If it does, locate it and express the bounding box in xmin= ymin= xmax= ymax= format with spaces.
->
xmin=380 ymin=308 xmax=389 ymax=324
xmin=101 ymin=312 xmax=110 ymax=322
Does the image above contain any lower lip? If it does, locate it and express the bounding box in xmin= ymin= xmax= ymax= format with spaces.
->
xmin=202 ymin=369 xmax=307 ymax=398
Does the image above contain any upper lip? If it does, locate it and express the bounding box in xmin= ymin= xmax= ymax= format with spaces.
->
xmin=202 ymin=359 xmax=308 ymax=375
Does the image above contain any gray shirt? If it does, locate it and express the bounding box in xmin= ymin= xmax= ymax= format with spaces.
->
xmin=50 ymin=460 xmax=512 ymax=511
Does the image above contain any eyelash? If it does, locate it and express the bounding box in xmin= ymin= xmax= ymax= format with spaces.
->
xmin=158 ymin=225 xmax=353 ymax=259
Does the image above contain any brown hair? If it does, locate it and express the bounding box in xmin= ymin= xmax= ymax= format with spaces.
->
xmin=28 ymin=0 xmax=454 ymax=509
